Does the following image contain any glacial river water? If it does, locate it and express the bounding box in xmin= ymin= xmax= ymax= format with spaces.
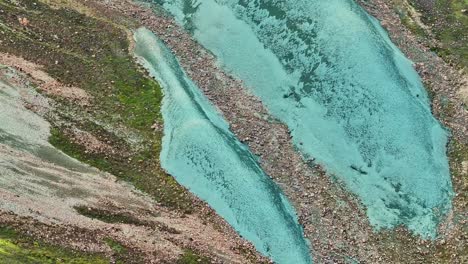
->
xmin=134 ymin=28 xmax=313 ymax=264
xmin=153 ymin=0 xmax=453 ymax=239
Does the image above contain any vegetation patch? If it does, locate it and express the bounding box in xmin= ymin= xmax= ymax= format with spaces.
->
xmin=410 ymin=0 xmax=468 ymax=70
xmin=392 ymin=0 xmax=428 ymax=37
xmin=74 ymin=206 xmax=146 ymax=226
xmin=176 ymin=250 xmax=212 ymax=264
xmin=104 ymin=238 xmax=127 ymax=255
xmin=0 ymin=226 xmax=108 ymax=264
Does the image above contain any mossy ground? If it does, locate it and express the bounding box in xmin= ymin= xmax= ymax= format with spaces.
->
xmin=391 ymin=0 xmax=428 ymax=38
xmin=410 ymin=0 xmax=468 ymax=70
xmin=0 ymin=227 xmax=108 ymax=264
xmin=102 ymin=238 xmax=146 ymax=264
xmin=73 ymin=206 xmax=148 ymax=226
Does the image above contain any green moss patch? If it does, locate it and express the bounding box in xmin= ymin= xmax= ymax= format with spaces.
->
xmin=104 ymin=238 xmax=127 ymax=256
xmin=176 ymin=250 xmax=211 ymax=264
xmin=0 ymin=226 xmax=108 ymax=264
xmin=102 ymin=237 xmax=145 ymax=264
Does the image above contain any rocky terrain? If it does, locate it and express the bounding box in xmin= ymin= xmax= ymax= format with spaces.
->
xmin=0 ymin=0 xmax=466 ymax=263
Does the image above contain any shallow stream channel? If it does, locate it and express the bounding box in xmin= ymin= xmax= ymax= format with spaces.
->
xmin=134 ymin=28 xmax=313 ymax=264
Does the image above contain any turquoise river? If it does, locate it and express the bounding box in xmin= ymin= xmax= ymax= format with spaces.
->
xmin=153 ymin=0 xmax=453 ymax=238
xmin=134 ymin=28 xmax=313 ymax=264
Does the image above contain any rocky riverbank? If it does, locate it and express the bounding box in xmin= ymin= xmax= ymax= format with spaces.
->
xmin=103 ymin=0 xmax=467 ymax=263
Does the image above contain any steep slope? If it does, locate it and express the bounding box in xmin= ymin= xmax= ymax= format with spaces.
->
xmin=0 ymin=0 xmax=265 ymax=262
